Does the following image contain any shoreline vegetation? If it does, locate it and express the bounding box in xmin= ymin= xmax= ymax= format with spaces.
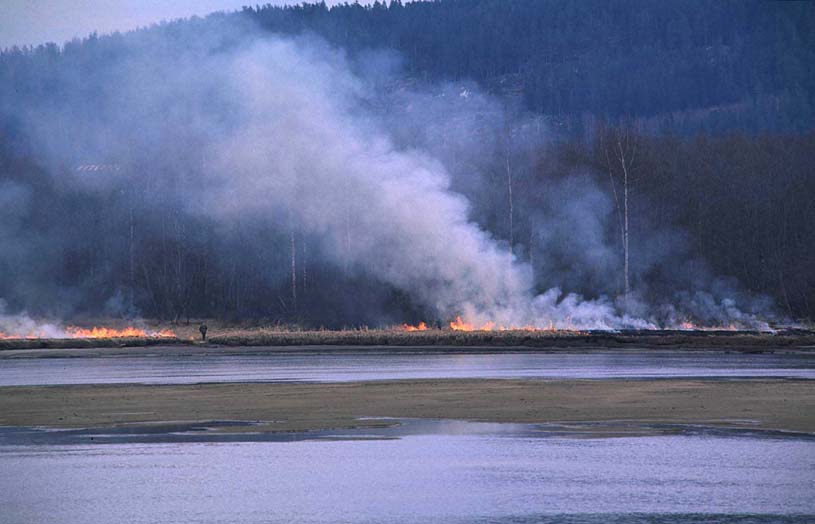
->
xmin=1 ymin=379 xmax=813 ymax=436
xmin=1 ymin=326 xmax=814 ymax=352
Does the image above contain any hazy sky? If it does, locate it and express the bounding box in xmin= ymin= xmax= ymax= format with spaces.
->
xmin=0 ymin=0 xmax=311 ymax=49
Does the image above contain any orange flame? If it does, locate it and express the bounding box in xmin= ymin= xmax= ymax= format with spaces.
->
xmin=0 ymin=326 xmax=176 ymax=340
xmin=450 ymin=316 xmax=577 ymax=332
xmin=677 ymin=321 xmax=739 ymax=331
xmin=65 ymin=326 xmax=176 ymax=338
xmin=449 ymin=316 xmax=555 ymax=332
xmin=449 ymin=316 xmax=477 ymax=331
xmin=401 ymin=322 xmax=428 ymax=332
xmin=0 ymin=330 xmax=52 ymax=339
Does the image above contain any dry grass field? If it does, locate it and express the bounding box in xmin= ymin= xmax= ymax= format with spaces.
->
xmin=1 ymin=320 xmax=814 ymax=351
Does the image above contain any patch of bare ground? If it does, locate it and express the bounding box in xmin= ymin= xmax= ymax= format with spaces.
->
xmin=1 ymin=379 xmax=813 ymax=435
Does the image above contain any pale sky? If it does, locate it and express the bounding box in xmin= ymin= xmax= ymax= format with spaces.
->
xmin=0 ymin=0 xmax=321 ymax=49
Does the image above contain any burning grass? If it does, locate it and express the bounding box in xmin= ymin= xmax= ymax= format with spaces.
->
xmin=1 ymin=317 xmax=813 ymax=351
xmin=207 ymin=326 xmax=588 ymax=348
xmin=0 ymin=325 xmax=175 ymax=340
xmin=64 ymin=326 xmax=176 ymax=338
xmin=0 ymin=322 xmax=180 ymax=350
xmin=447 ymin=315 xmax=560 ymax=332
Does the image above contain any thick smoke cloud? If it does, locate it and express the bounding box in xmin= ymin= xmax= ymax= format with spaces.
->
xmin=201 ymin=37 xmax=533 ymax=325
xmin=0 ymin=17 xmax=779 ymax=331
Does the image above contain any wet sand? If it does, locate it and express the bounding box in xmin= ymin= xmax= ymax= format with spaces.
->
xmin=1 ymin=378 xmax=813 ymax=435
xmin=2 ymin=343 xmax=813 ymax=361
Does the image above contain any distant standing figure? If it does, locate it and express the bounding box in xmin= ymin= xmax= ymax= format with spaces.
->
xmin=199 ymin=324 xmax=208 ymax=341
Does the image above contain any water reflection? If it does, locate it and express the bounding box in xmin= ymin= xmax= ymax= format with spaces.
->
xmin=1 ymin=350 xmax=814 ymax=386
xmin=3 ymin=418 xmax=814 ymax=446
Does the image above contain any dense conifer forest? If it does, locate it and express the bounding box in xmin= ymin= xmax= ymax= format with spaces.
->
xmin=240 ymin=0 xmax=815 ymax=133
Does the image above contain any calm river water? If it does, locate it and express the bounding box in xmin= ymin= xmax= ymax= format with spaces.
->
xmin=1 ymin=349 xmax=814 ymax=385
xmin=2 ymin=349 xmax=813 ymax=523
xmin=1 ymin=424 xmax=814 ymax=524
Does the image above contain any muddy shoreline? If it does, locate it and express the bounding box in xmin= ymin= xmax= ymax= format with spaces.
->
xmin=1 ymin=378 xmax=813 ymax=435
xmin=1 ymin=344 xmax=813 ymax=361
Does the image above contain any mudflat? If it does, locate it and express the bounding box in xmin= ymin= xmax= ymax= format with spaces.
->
xmin=1 ymin=378 xmax=813 ymax=434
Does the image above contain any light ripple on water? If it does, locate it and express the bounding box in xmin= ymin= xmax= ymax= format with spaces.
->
xmin=1 ymin=422 xmax=814 ymax=523
xmin=1 ymin=350 xmax=815 ymax=385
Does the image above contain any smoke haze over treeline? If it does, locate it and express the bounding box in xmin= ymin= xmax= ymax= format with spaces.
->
xmin=0 ymin=1 xmax=813 ymax=329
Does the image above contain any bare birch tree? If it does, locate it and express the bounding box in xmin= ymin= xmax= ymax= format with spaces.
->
xmin=505 ymin=120 xmax=514 ymax=256
xmin=602 ymin=126 xmax=638 ymax=297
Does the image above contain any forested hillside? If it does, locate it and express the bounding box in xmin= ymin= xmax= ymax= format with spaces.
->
xmin=239 ymin=0 xmax=815 ymax=133
xmin=3 ymin=0 xmax=815 ymax=133
xmin=0 ymin=0 xmax=813 ymax=325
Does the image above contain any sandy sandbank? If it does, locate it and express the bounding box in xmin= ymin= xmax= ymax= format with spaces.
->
xmin=1 ymin=378 xmax=812 ymax=435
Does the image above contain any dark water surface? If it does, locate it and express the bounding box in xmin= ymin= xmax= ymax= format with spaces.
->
xmin=1 ymin=349 xmax=814 ymax=385
xmin=1 ymin=422 xmax=813 ymax=524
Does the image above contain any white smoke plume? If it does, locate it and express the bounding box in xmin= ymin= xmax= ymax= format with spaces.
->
xmin=0 ymin=300 xmax=64 ymax=338
xmin=198 ymin=38 xmax=535 ymax=327
xmin=0 ymin=19 xmax=779 ymax=330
